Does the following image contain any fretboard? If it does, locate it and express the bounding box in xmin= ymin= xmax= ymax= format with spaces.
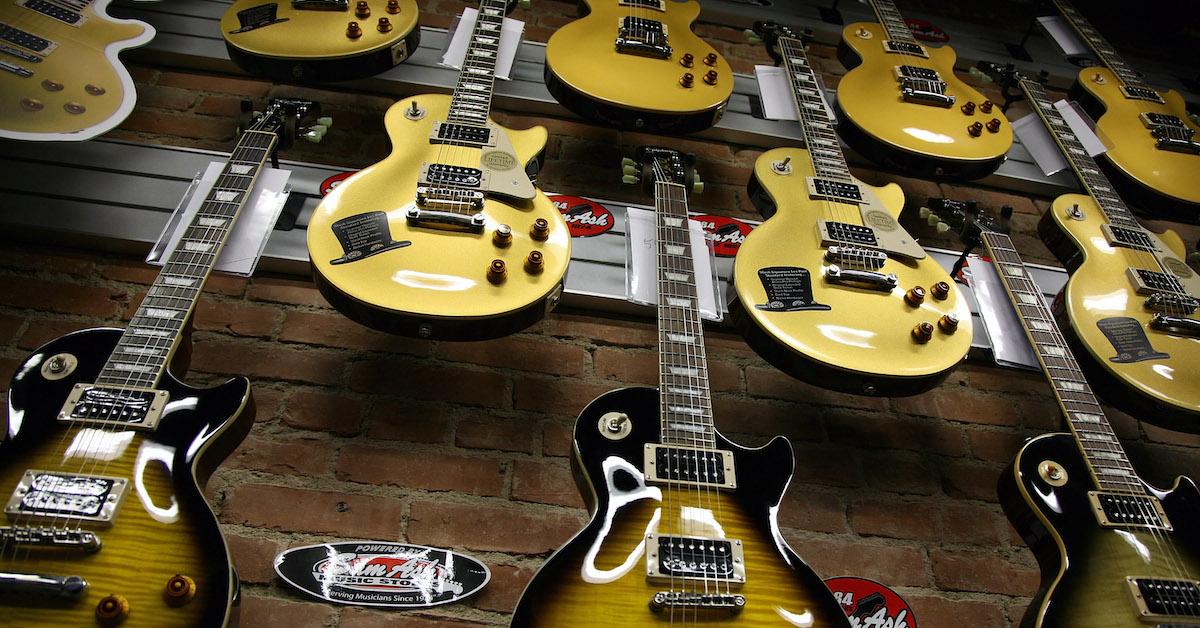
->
xmin=95 ymin=129 xmax=278 ymax=390
xmin=445 ymin=0 xmax=507 ymax=126
xmin=778 ymin=36 xmax=853 ymax=182
xmin=1052 ymin=0 xmax=1148 ymax=91
xmin=654 ymin=180 xmax=716 ymax=448
xmin=1018 ymin=78 xmax=1141 ymax=230
xmin=980 ymin=231 xmax=1142 ymax=494
xmin=870 ymin=0 xmax=916 ymax=43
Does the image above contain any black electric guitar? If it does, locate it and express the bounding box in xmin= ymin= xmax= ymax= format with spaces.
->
xmin=510 ymin=147 xmax=849 ymax=627
xmin=927 ymin=201 xmax=1200 ymax=627
xmin=0 ymin=99 xmax=324 ymax=626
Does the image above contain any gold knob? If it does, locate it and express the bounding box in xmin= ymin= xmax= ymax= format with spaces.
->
xmin=41 ymin=79 xmax=63 ymax=92
xmin=980 ymin=100 xmax=993 ymax=113
xmin=377 ymin=17 xmax=392 ymax=32
xmin=680 ymin=72 xmax=694 ymax=88
xmin=960 ymin=101 xmax=975 ymax=115
xmin=938 ymin=313 xmax=959 ymax=333
xmin=63 ymin=102 xmax=85 ymax=115
xmin=525 ymin=250 xmax=545 ymax=274
xmin=703 ymin=52 xmax=718 ymax=66
xmin=530 ymin=218 xmax=550 ymax=241
xmin=904 ymin=286 xmax=926 ymax=307
xmin=347 ymin=21 xmax=362 ymax=38
xmin=355 ymin=1 xmax=370 ymax=17
xmin=703 ymin=70 xmax=718 ymax=85
xmin=21 ymin=97 xmax=43 ymax=111
xmin=912 ymin=322 xmax=934 ymax=343
xmin=95 ymin=594 xmax=130 ymax=625
xmin=986 ymin=118 xmax=1001 ymax=133
xmin=85 ymin=84 xmax=106 ymax=96
xmin=164 ymin=574 xmax=196 ymax=606
xmin=487 ymin=259 xmax=507 ymax=284
xmin=386 ymin=0 xmax=400 ymax=12
xmin=968 ymin=121 xmax=983 ymax=137
xmin=493 ymin=224 xmax=512 ymax=247
xmin=930 ymin=281 xmax=950 ymax=300
xmin=680 ymin=53 xmax=694 ymax=68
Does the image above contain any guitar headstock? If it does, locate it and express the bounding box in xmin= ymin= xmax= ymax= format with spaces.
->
xmin=239 ymin=98 xmax=331 ymax=150
xmin=745 ymin=21 xmax=812 ymax=65
xmin=620 ymin=146 xmax=702 ymax=198
xmin=920 ymin=198 xmax=1012 ymax=279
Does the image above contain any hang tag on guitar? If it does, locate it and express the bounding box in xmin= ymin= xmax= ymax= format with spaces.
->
xmin=441 ymin=8 xmax=524 ymax=80
xmin=625 ymin=207 xmax=721 ymax=321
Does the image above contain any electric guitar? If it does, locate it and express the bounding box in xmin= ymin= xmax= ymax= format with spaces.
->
xmin=0 ymin=0 xmax=154 ymax=141
xmin=731 ymin=23 xmax=972 ymax=397
xmin=1016 ymin=75 xmax=1200 ymax=433
xmin=834 ymin=0 xmax=1013 ymax=179
xmin=307 ymin=0 xmax=569 ymax=341
xmin=542 ymin=0 xmax=733 ymax=134
xmin=0 ymin=98 xmax=324 ymax=625
xmin=1053 ymin=0 xmax=1200 ymax=221
xmin=926 ymin=201 xmax=1200 ymax=628
xmin=221 ymin=0 xmax=420 ymax=82
xmin=510 ymin=147 xmax=849 ymax=627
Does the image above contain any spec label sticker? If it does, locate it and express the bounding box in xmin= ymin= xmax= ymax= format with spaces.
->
xmin=551 ymin=194 xmax=613 ymax=237
xmin=826 ymin=576 xmax=918 ymax=628
xmin=693 ymin=214 xmax=751 ymax=258
xmin=274 ymin=541 xmax=490 ymax=608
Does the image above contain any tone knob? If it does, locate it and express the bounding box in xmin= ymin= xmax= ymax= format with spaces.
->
xmin=346 ymin=21 xmax=363 ymax=38
xmin=386 ymin=0 xmax=399 ymax=11
xmin=968 ymin=121 xmax=983 ymax=137
xmin=493 ymin=224 xmax=513 ymax=247
xmin=164 ymin=574 xmax=196 ymax=606
xmin=911 ymin=322 xmax=934 ymax=343
xmin=938 ymin=313 xmax=959 ymax=333
xmin=355 ymin=1 xmax=370 ymax=17
xmin=41 ymin=79 xmax=63 ymax=92
xmin=680 ymin=72 xmax=694 ymax=88
xmin=904 ymin=286 xmax=926 ymax=307
xmin=21 ymin=97 xmax=43 ymax=111
xmin=986 ymin=118 xmax=1002 ymax=133
xmin=63 ymin=102 xmax=85 ymax=115
xmin=680 ymin=53 xmax=694 ymax=68
xmin=377 ymin=17 xmax=392 ymax=32
xmin=930 ymin=281 xmax=950 ymax=300
xmin=84 ymin=84 xmax=106 ymax=96
xmin=525 ymin=250 xmax=545 ymax=274
xmin=703 ymin=70 xmax=718 ymax=85
xmin=95 ymin=594 xmax=130 ymax=625
xmin=530 ymin=218 xmax=550 ymax=241
xmin=703 ymin=52 xmax=718 ymax=66
xmin=960 ymin=102 xmax=975 ymax=115
xmin=980 ymin=100 xmax=994 ymax=113
xmin=487 ymin=259 xmax=507 ymax=284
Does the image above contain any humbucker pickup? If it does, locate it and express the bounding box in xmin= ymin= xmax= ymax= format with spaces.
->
xmin=646 ymin=534 xmax=745 ymax=584
xmin=420 ymin=164 xmax=485 ymax=189
xmin=5 ymin=470 xmax=128 ymax=525
xmin=17 ymin=0 xmax=85 ymax=26
xmin=1101 ymin=224 xmax=1157 ymax=252
xmin=1121 ymin=85 xmax=1165 ymax=104
xmin=1127 ymin=268 xmax=1187 ymax=296
xmin=59 ymin=384 xmax=168 ymax=429
xmin=616 ymin=17 xmax=670 ymax=58
xmin=644 ymin=444 xmax=736 ymax=489
xmin=1088 ymin=491 xmax=1172 ymax=531
xmin=430 ymin=122 xmax=494 ymax=147
xmin=1126 ymin=577 xmax=1200 ymax=622
xmin=894 ymin=65 xmax=954 ymax=107
xmin=882 ymin=40 xmax=927 ymax=58
xmin=0 ymin=21 xmax=56 ymax=54
xmin=818 ymin=221 xmax=878 ymax=248
xmin=1141 ymin=112 xmax=1189 ymax=130
xmin=808 ymin=177 xmax=864 ymax=204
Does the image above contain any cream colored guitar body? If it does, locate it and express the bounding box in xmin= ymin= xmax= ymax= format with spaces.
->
xmin=0 ymin=0 xmax=153 ymax=141
xmin=732 ymin=147 xmax=973 ymax=396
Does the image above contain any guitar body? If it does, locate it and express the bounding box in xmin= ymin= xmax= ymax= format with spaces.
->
xmin=1038 ymin=193 xmax=1200 ymax=432
xmin=543 ymin=0 xmax=732 ymax=134
xmin=0 ymin=0 xmax=153 ymax=141
xmin=836 ymin=22 xmax=1012 ymax=180
xmin=0 ymin=328 xmax=252 ymax=626
xmin=999 ymin=432 xmax=1200 ymax=627
xmin=1072 ymin=67 xmax=1200 ymax=221
xmin=510 ymin=387 xmax=849 ymax=627
xmin=307 ymin=93 xmax=570 ymax=340
xmin=220 ymin=0 xmax=419 ymax=82
xmin=731 ymin=146 xmax=973 ymax=396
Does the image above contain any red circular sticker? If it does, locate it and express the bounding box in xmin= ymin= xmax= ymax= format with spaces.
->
xmin=693 ymin=215 xmax=752 ymax=258
xmin=825 ymin=577 xmax=918 ymax=628
xmin=551 ymin=194 xmax=614 ymax=238
xmin=905 ymin=18 xmax=948 ymax=43
xmin=319 ymin=171 xmax=357 ymax=197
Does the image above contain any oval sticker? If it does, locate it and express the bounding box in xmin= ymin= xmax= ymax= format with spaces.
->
xmin=693 ymin=214 xmax=752 ymax=258
xmin=274 ymin=541 xmax=490 ymax=607
xmin=826 ymin=576 xmax=918 ymax=628
xmin=904 ymin=18 xmax=948 ymax=43
xmin=551 ymin=194 xmax=614 ymax=237
xmin=320 ymin=171 xmax=358 ymax=197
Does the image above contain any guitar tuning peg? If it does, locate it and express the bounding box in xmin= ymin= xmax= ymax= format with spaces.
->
xmin=621 ymin=174 xmax=639 ymax=185
xmin=692 ymin=179 xmax=704 ymax=194
xmin=744 ymin=29 xmax=762 ymax=44
xmin=936 ymin=221 xmax=950 ymax=234
xmin=303 ymin=126 xmax=328 ymax=143
xmin=926 ymin=213 xmax=941 ymax=226
xmin=918 ymin=207 xmax=931 ymax=219
xmin=317 ymin=116 xmax=333 ymax=127
xmin=622 ymin=165 xmax=639 ymax=177
xmin=621 ymin=157 xmax=637 ymax=168
xmin=968 ymin=66 xmax=994 ymax=84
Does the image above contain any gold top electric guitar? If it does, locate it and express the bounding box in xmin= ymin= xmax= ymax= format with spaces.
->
xmin=731 ymin=23 xmax=972 ymax=397
xmin=1053 ymin=0 xmax=1200 ymax=221
xmin=0 ymin=0 xmax=154 ymax=141
xmin=926 ymin=202 xmax=1200 ymax=628
xmin=221 ymin=0 xmax=419 ymax=82
xmin=835 ymin=0 xmax=1013 ymax=179
xmin=542 ymin=0 xmax=733 ymax=134
xmin=510 ymin=147 xmax=851 ymax=627
xmin=0 ymin=98 xmax=323 ymax=625
xmin=307 ymin=0 xmax=569 ymax=341
xmin=1019 ymin=76 xmax=1200 ymax=434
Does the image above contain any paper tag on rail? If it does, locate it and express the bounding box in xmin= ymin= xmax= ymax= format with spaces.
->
xmin=147 ymin=161 xmax=290 ymax=277
xmin=1014 ymin=99 xmax=1107 ymax=176
xmin=626 ymin=207 xmax=720 ymax=321
xmin=441 ymin=8 xmax=524 ymax=80
xmin=1055 ymin=99 xmax=1107 ymax=156
xmin=755 ymin=65 xmax=836 ymax=122
xmin=1036 ymin=16 xmax=1090 ymax=57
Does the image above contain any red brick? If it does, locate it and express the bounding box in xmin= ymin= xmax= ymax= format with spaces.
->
xmin=439 ymin=336 xmax=588 ymax=376
xmin=712 ymin=396 xmax=825 ymax=442
xmin=0 ymin=314 xmax=21 ymax=345
xmin=541 ymin=313 xmax=656 ymax=347
xmin=251 ymin=387 xmax=284 ymax=423
xmin=119 ymin=110 xmax=237 ymax=142
xmin=0 ymin=250 xmax=96 ymax=276
xmin=247 ymin=277 xmax=330 ymax=307
xmin=17 ymin=319 xmax=94 ymax=350
xmin=337 ymin=445 xmax=505 ymax=496
xmin=279 ymin=310 xmax=431 ymax=355
xmin=224 ymin=434 xmax=333 ymax=476
xmin=542 ymin=421 xmax=574 ymax=457
xmin=101 ymin=261 xmax=245 ymax=296
xmin=790 ymin=443 xmax=862 ymax=487
xmin=779 ymin=490 xmax=847 ymax=534
xmin=0 ymin=358 xmax=19 ymax=391
xmin=514 ymin=376 xmax=613 ymax=417
xmin=864 ymin=452 xmax=938 ymax=495
xmin=473 ymin=562 xmax=535 ymax=613
xmin=237 ymin=596 xmax=334 ymax=628
xmin=221 ymin=484 xmax=404 ymax=538
xmin=904 ymin=594 xmax=1007 ymax=628
xmin=931 ymin=549 xmax=1040 ymax=596
xmin=963 ymin=363 xmax=1054 ymax=395
xmin=137 ymin=84 xmax=197 ymax=111
xmin=512 ymin=459 xmax=584 ymax=508
xmin=157 ymin=71 xmax=272 ymax=97
xmin=282 ymin=389 xmax=364 ymax=435
xmin=850 ymin=499 xmax=944 ymax=541
xmin=940 ymin=502 xmax=1005 ymax=546
xmin=456 ymin=418 xmax=535 ymax=453
xmin=408 ymin=501 xmax=584 ymax=555
xmin=746 ymin=366 xmax=889 ymax=411
xmin=968 ymin=428 xmax=1027 ymax=463
xmin=1143 ymin=422 xmax=1200 ymax=448
xmin=1102 ymin=404 xmax=1141 ymax=439
xmin=940 ymin=460 xmax=1003 ymax=502
xmin=0 ymin=276 xmax=126 ymax=318
xmin=366 ymin=401 xmax=452 ymax=443
xmin=825 ymin=408 xmax=967 ymax=457
xmin=193 ymin=299 xmax=279 ymax=338
xmin=340 ymin=609 xmax=489 ymax=628
xmin=225 ymin=534 xmax=281 ymax=585
xmin=786 ymin=535 xmax=930 ymax=586
xmin=191 ymin=339 xmax=343 ymax=385
xmin=195 ymin=94 xmax=244 ymax=117
xmin=891 ymin=387 xmax=1022 ymax=427
xmin=593 ymin=346 xmax=739 ymax=393
xmin=350 ymin=360 xmax=508 ymax=407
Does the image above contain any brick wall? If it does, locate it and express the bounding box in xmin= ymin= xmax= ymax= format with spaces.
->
xmin=4 ymin=1 xmax=1200 ymax=626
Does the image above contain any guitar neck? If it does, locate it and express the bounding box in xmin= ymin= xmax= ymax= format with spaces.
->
xmin=979 ymin=231 xmax=1143 ymax=494
xmin=95 ymin=129 xmax=279 ymax=389
xmin=777 ymin=36 xmax=854 ymax=182
xmin=1018 ymin=79 xmax=1142 ymax=231
xmin=869 ymin=0 xmax=916 ymax=43
xmin=1052 ymin=0 xmax=1148 ymax=91
xmin=445 ymin=0 xmax=507 ymax=125
xmin=653 ymin=180 xmax=716 ymax=449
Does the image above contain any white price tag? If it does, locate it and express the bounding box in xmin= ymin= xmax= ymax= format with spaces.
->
xmin=441 ymin=8 xmax=524 ymax=80
xmin=626 ymin=207 xmax=720 ymax=321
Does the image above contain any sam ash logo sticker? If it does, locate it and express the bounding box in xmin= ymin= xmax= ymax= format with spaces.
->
xmin=694 ymin=215 xmax=752 ymax=258
xmin=320 ymin=171 xmax=358 ymax=197
xmin=826 ymin=576 xmax=917 ymax=628
xmin=274 ymin=542 xmax=490 ymax=607
xmin=551 ymin=194 xmax=613 ymax=237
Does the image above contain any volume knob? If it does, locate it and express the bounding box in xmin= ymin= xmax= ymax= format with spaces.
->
xmin=904 ymin=286 xmax=926 ymax=307
xmin=911 ymin=322 xmax=934 ymax=343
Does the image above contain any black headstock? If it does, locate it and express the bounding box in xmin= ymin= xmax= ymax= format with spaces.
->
xmin=972 ymin=61 xmax=1048 ymax=112
xmin=745 ymin=21 xmax=812 ymax=66
xmin=922 ymin=198 xmax=1013 ymax=278
xmin=621 ymin=146 xmax=702 ymax=198
xmin=238 ymin=98 xmax=329 ymax=151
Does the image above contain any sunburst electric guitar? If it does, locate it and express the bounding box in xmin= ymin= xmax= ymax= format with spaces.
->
xmin=1016 ymin=76 xmax=1200 ymax=433
xmin=510 ymin=147 xmax=850 ymax=627
xmin=731 ymin=23 xmax=972 ymax=397
xmin=1052 ymin=0 xmax=1200 ymax=221
xmin=307 ymin=0 xmax=569 ymax=341
xmin=926 ymin=201 xmax=1200 ymax=628
xmin=0 ymin=98 xmax=324 ymax=626
xmin=0 ymin=0 xmax=154 ymax=141
xmin=542 ymin=0 xmax=733 ymax=134
xmin=835 ymin=0 xmax=1013 ymax=179
xmin=221 ymin=0 xmax=419 ymax=82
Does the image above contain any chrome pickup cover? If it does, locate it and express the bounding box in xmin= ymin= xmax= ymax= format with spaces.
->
xmin=1127 ymin=268 xmax=1187 ymax=296
xmin=882 ymin=39 xmax=927 ymax=58
xmin=646 ymin=534 xmax=745 ymax=584
xmin=59 ymin=384 xmax=168 ymax=430
xmin=1101 ymin=224 xmax=1157 ymax=252
xmin=429 ymin=122 xmax=494 ymax=147
xmin=808 ymin=178 xmax=864 ymax=204
xmin=1126 ymin=577 xmax=1199 ymax=622
xmin=1121 ymin=85 xmax=1165 ymax=104
xmin=5 ymin=470 xmax=128 ymax=525
xmin=644 ymin=444 xmax=736 ymax=489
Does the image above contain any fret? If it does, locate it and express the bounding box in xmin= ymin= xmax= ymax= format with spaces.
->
xmin=870 ymin=0 xmax=916 ymax=42
xmin=1053 ymin=0 xmax=1146 ymax=90
xmin=445 ymin=0 xmax=507 ymax=123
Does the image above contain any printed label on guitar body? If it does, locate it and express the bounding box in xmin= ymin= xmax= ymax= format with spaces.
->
xmin=551 ymin=194 xmax=613 ymax=237
xmin=1097 ymin=317 xmax=1168 ymax=363
xmin=694 ymin=215 xmax=751 ymax=258
xmin=275 ymin=542 xmax=490 ymax=607
xmin=826 ymin=576 xmax=918 ymax=628
xmin=329 ymin=211 xmax=410 ymax=265
xmin=755 ymin=266 xmax=829 ymax=312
